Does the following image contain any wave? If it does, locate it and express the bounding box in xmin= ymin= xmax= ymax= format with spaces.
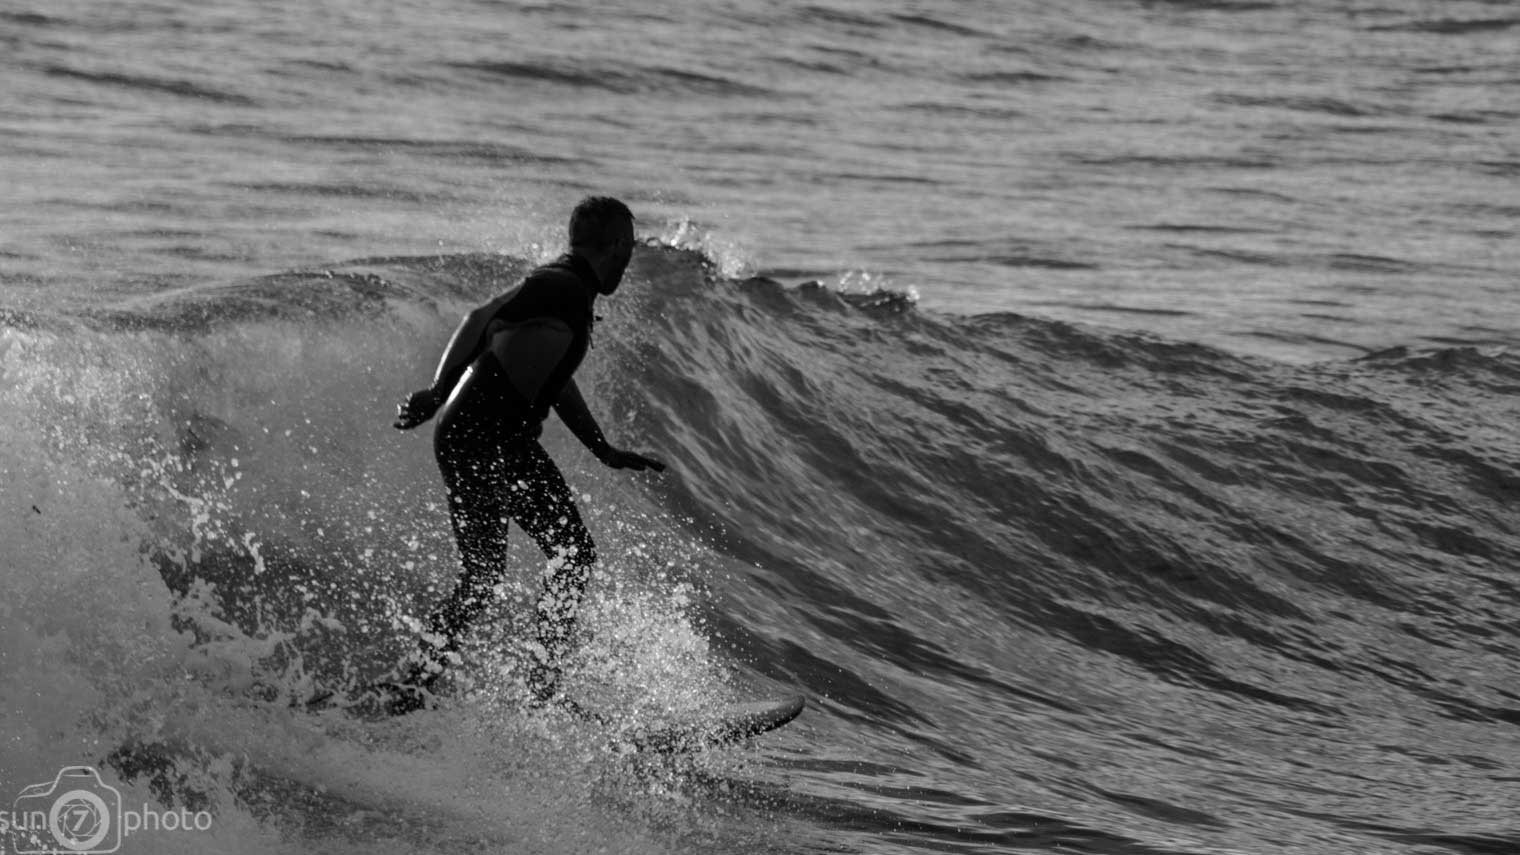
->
xmin=39 ymin=64 xmax=260 ymax=106
xmin=3 ymin=244 xmax=1518 ymax=853
xmin=450 ymin=59 xmax=776 ymax=98
xmin=1366 ymin=17 xmax=1520 ymax=36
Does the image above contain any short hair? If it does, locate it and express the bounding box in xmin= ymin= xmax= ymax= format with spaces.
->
xmin=568 ymin=196 xmax=634 ymax=250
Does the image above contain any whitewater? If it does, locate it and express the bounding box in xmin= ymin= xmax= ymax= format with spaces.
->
xmin=2 ymin=1 xmax=1518 ymax=854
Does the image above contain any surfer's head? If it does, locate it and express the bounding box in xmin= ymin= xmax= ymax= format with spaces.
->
xmin=569 ymin=196 xmax=636 ymax=295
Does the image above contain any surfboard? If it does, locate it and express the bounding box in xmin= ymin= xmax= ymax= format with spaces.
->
xmin=300 ymin=686 xmax=805 ymax=751
xmin=618 ymin=694 xmax=806 ymax=753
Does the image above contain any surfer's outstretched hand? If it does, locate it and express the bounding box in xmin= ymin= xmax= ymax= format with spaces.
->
xmin=599 ymin=448 xmax=667 ymax=472
xmin=394 ymin=388 xmax=440 ymax=430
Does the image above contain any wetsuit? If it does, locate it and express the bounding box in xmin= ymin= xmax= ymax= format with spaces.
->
xmin=414 ymin=254 xmax=600 ymax=696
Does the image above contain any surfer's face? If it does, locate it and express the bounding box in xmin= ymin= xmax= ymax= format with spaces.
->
xmin=600 ymin=220 xmax=636 ymax=295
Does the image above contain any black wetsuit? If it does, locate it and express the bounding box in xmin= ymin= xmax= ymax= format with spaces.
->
xmin=417 ymin=254 xmax=599 ymax=696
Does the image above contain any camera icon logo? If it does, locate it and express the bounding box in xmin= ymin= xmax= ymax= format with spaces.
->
xmin=11 ymin=767 xmax=122 ymax=854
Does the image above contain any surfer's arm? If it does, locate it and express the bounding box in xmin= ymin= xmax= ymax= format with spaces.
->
xmin=554 ymin=380 xmax=666 ymax=473
xmin=431 ymin=295 xmax=516 ymax=399
xmin=394 ymin=295 xmax=515 ymax=430
xmin=553 ymin=379 xmax=612 ymax=459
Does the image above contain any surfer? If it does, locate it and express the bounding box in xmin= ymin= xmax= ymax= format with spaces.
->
xmin=381 ymin=196 xmax=665 ymax=713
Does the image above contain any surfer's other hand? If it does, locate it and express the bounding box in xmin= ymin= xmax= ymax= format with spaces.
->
xmin=600 ymin=448 xmax=667 ymax=472
xmin=394 ymin=388 xmax=440 ymax=430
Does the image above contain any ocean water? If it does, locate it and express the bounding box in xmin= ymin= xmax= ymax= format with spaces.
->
xmin=1 ymin=1 xmax=1518 ymax=854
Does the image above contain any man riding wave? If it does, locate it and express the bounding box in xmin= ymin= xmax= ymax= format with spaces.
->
xmin=380 ymin=196 xmax=665 ymax=713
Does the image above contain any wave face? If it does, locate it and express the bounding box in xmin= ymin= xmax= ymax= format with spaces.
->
xmin=3 ymin=245 xmax=1518 ymax=854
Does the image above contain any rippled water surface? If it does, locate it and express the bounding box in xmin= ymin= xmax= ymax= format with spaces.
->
xmin=4 ymin=0 xmax=1517 ymax=357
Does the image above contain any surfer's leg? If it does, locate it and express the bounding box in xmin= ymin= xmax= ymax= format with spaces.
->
xmin=507 ymin=442 xmax=596 ymax=698
xmin=419 ymin=450 xmax=513 ymax=681
xmin=360 ymin=446 xmax=510 ymax=714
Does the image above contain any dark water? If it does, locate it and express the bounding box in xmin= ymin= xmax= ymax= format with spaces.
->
xmin=3 ymin=246 xmax=1517 ymax=854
